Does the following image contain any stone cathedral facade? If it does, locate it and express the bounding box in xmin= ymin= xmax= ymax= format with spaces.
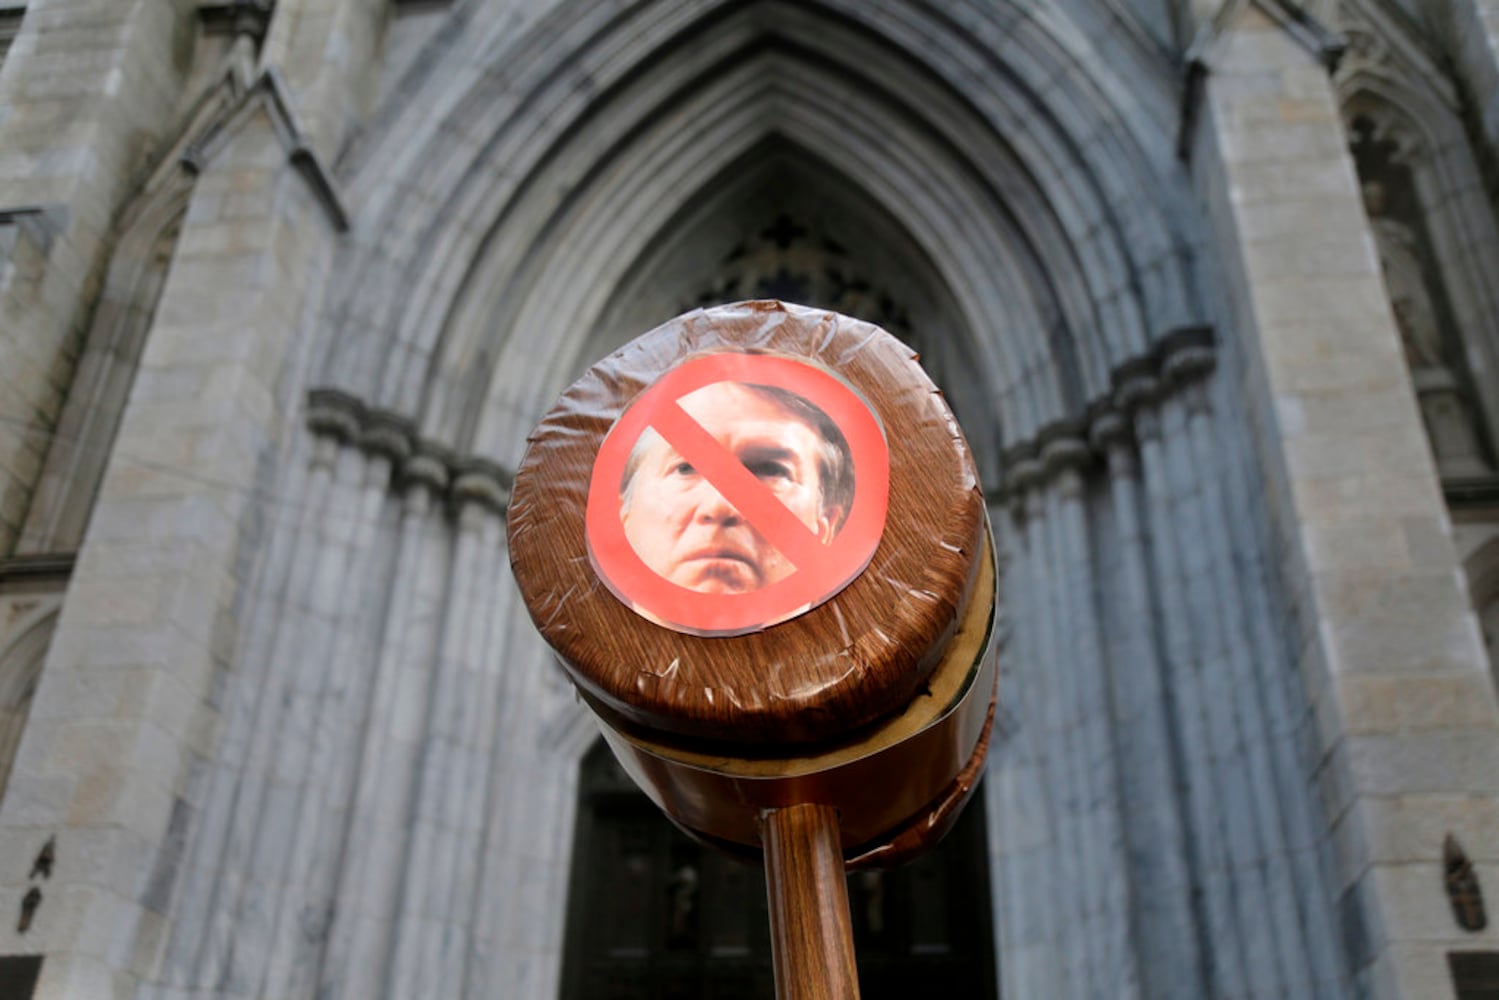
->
xmin=2 ymin=0 xmax=1499 ymax=997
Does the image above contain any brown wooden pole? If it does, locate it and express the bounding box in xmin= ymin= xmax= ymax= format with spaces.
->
xmin=762 ymin=803 xmax=862 ymax=1000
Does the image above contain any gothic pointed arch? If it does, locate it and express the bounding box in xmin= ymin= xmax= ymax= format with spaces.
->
xmin=16 ymin=191 xmax=190 ymax=553
xmin=318 ymin=0 xmax=1209 ymax=465
xmin=14 ymin=14 xmax=276 ymax=555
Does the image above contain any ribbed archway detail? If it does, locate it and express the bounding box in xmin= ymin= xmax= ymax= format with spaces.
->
xmin=319 ymin=0 xmax=1206 ymax=459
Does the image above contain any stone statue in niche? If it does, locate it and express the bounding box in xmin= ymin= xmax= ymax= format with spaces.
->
xmin=1360 ymin=176 xmax=1492 ymax=477
xmin=667 ymin=860 xmax=700 ymax=947
xmin=1363 ymin=180 xmax=1444 ymax=371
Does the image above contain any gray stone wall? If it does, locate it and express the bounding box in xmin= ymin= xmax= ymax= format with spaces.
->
xmin=0 ymin=0 xmax=197 ymax=556
xmin=1191 ymin=4 xmax=1499 ymax=995
xmin=0 ymin=1 xmax=1497 ymax=998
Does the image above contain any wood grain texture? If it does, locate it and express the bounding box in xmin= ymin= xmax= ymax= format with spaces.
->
xmin=591 ymin=529 xmax=997 ymax=849
xmin=509 ymin=301 xmax=985 ymax=747
xmin=845 ymin=697 xmax=995 ymax=871
xmin=762 ymin=803 xmax=862 ymax=1000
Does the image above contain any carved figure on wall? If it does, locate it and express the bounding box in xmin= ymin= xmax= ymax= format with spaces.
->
xmin=1362 ymin=180 xmax=1445 ymax=370
xmin=1444 ymin=833 xmax=1488 ymax=932
xmin=1348 ymin=127 xmax=1494 ymax=478
xmin=667 ymin=861 xmax=700 ymax=944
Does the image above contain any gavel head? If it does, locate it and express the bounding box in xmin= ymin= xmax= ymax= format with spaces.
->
xmin=508 ymin=301 xmax=997 ymax=869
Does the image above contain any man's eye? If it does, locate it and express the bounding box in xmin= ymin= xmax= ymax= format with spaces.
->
xmin=671 ymin=462 xmax=696 ymax=476
xmin=746 ymin=460 xmax=791 ymax=481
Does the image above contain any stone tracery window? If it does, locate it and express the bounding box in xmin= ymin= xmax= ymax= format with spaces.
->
xmin=683 ymin=212 xmax=914 ymax=340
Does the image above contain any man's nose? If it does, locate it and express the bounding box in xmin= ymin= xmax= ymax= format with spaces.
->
xmin=695 ymin=485 xmax=742 ymax=525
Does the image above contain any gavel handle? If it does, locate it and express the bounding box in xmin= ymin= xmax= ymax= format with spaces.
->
xmin=762 ymin=803 xmax=862 ymax=1000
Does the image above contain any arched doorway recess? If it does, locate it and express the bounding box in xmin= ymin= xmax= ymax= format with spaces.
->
xmin=150 ymin=3 xmax=1350 ymax=999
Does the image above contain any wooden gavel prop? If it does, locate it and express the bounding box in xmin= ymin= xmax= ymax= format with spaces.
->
xmin=509 ymin=301 xmax=997 ymax=998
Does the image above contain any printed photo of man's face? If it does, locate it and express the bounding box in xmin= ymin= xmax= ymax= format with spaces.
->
xmin=619 ymin=380 xmax=854 ymax=594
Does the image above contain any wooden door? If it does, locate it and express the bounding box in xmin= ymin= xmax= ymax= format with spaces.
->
xmin=560 ymin=743 xmax=998 ymax=999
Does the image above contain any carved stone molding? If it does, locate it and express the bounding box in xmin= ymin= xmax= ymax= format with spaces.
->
xmin=306 ymin=388 xmax=364 ymax=444
xmin=451 ymin=459 xmax=512 ymax=516
xmin=399 ymin=441 xmax=453 ymax=496
xmin=1036 ymin=419 xmax=1092 ymax=483
xmin=1111 ymin=356 xmax=1163 ymax=418
xmin=303 ymin=389 xmax=517 ymax=515
xmin=1087 ymin=406 xmax=1131 ymax=453
xmin=1157 ymin=325 xmax=1217 ymax=390
xmin=1335 ymin=0 xmax=1460 ymax=118
xmin=182 ymin=66 xmax=350 ymax=232
xmin=359 ymin=409 xmax=416 ymax=465
xmin=1088 ymin=406 xmax=1139 ymax=479
xmin=999 ymin=443 xmax=1042 ymax=506
xmin=999 ymin=331 xmax=1217 ymax=483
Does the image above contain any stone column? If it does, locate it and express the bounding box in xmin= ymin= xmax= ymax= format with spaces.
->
xmin=1029 ymin=467 xmax=1081 ymax=997
xmin=441 ymin=462 xmax=509 ymax=999
xmin=1164 ymin=375 xmax=1293 ymax=997
xmin=386 ymin=466 xmax=507 ymax=1000
xmin=1127 ymin=371 xmax=1252 ymax=995
xmin=226 ymin=404 xmax=368 ymax=998
xmin=988 ymin=456 xmax=1053 ymax=1000
xmin=1089 ymin=404 xmax=1204 ymax=1000
xmin=1040 ymin=427 xmax=1140 ymax=1000
xmin=260 ymin=413 xmax=408 ymax=1000
xmin=508 ymin=704 xmax=591 ymax=1000
xmin=986 ymin=503 xmax=1025 ymax=1000
xmin=322 ymin=441 xmax=447 ymax=1000
xmin=470 ymin=570 xmax=597 ymax=998
xmin=1169 ymin=339 xmax=1320 ymax=994
xmin=995 ymin=453 xmax=1070 ymax=997
xmin=1190 ymin=7 xmax=1499 ymax=995
xmin=1203 ymin=360 xmax=1349 ymax=994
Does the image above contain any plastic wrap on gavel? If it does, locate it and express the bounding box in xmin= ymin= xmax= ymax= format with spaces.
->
xmin=509 ymin=300 xmax=997 ymax=868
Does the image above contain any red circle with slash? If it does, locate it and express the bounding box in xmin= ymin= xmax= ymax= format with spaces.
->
xmin=586 ymin=352 xmax=890 ymax=636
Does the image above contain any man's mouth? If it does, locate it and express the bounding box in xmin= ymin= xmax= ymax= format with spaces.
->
xmin=680 ymin=547 xmax=763 ymax=591
xmin=685 ymin=547 xmax=754 ymax=566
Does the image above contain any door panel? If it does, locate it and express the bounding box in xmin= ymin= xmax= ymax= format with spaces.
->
xmin=561 ymin=743 xmax=998 ymax=999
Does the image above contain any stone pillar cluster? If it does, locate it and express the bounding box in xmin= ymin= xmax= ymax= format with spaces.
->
xmin=143 ymin=389 xmax=583 ymax=1000
xmin=988 ymin=329 xmax=1349 ymax=1000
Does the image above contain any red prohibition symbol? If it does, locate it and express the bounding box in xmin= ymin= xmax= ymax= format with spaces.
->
xmin=586 ymin=352 xmax=890 ymax=636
